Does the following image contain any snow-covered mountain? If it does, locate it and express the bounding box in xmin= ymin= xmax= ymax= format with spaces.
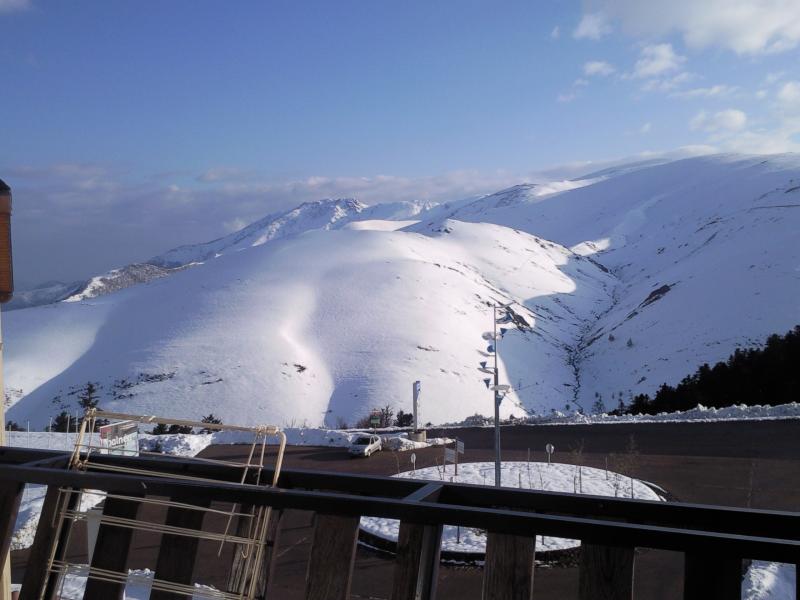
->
xmin=5 ymin=153 xmax=800 ymax=426
xmin=6 ymin=264 xmax=187 ymax=310
xmin=414 ymin=153 xmax=800 ymax=410
xmin=150 ymin=198 xmax=432 ymax=268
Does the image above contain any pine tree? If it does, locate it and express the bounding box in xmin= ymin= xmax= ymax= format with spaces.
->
xmin=77 ymin=382 xmax=100 ymax=411
xmin=200 ymin=413 xmax=222 ymax=434
xmin=394 ymin=410 xmax=413 ymax=427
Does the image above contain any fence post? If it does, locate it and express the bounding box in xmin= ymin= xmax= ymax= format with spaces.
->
xmin=19 ymin=486 xmax=79 ymax=600
xmin=391 ymin=522 xmax=443 ymax=600
xmin=305 ymin=513 xmax=360 ymax=600
xmin=482 ymin=532 xmax=535 ymax=600
xmin=579 ymin=543 xmax=635 ymax=600
xmin=149 ymin=497 xmax=211 ymax=600
xmin=83 ymin=495 xmax=141 ymax=600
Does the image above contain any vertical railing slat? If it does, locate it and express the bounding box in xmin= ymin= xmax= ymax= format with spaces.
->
xmin=481 ymin=532 xmax=535 ymax=600
xmin=19 ymin=486 xmax=78 ymax=600
xmin=391 ymin=521 xmax=442 ymax=600
xmin=227 ymin=506 xmax=283 ymax=597
xmin=304 ymin=512 xmax=360 ymax=600
xmin=149 ymin=497 xmax=211 ymax=600
xmin=578 ymin=543 xmax=635 ymax=600
xmin=83 ymin=495 xmax=141 ymax=600
xmin=684 ymin=554 xmax=742 ymax=600
xmin=0 ymin=482 xmax=24 ymax=560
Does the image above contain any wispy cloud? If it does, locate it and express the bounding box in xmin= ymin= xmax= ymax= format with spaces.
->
xmin=0 ymin=0 xmax=30 ymax=13
xmin=573 ymin=12 xmax=612 ymax=40
xmin=690 ymin=109 xmax=747 ymax=132
xmin=576 ymin=1 xmax=800 ymax=55
xmin=584 ymin=60 xmax=616 ymax=77
xmin=633 ymin=44 xmax=685 ymax=78
xmin=671 ymin=84 xmax=737 ymax=99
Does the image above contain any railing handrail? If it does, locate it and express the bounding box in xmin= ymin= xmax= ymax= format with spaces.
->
xmin=1 ymin=448 xmax=799 ymax=564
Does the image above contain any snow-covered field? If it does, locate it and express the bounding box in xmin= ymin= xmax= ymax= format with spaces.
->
xmin=5 ymin=153 xmax=800 ymax=428
xmin=360 ymin=461 xmax=662 ymax=554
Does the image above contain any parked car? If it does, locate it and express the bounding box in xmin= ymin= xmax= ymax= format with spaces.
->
xmin=349 ymin=434 xmax=382 ymax=457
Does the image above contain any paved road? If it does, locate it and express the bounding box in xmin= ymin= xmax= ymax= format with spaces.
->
xmin=11 ymin=419 xmax=800 ymax=598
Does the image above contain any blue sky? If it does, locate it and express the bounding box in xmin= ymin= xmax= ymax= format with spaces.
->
xmin=1 ymin=0 xmax=799 ymax=286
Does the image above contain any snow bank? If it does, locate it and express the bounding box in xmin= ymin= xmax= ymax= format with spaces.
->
xmin=742 ymin=561 xmax=796 ymax=599
xmin=524 ymin=402 xmax=800 ymax=426
xmin=360 ymin=461 xmax=661 ymax=554
xmin=54 ymin=567 xmax=223 ymax=600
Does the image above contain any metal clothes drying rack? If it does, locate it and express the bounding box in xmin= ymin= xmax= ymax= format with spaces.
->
xmin=44 ymin=409 xmax=286 ymax=599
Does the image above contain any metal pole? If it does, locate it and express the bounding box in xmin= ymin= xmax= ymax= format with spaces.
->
xmin=494 ymin=305 xmax=501 ymax=487
xmin=0 ymin=312 xmax=11 ymax=599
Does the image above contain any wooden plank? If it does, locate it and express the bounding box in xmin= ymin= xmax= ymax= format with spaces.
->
xmin=578 ymin=543 xmax=635 ymax=600
xmin=0 ymin=482 xmax=23 ymax=559
xmin=684 ymin=553 xmax=742 ymax=600
xmin=19 ymin=486 xmax=79 ymax=600
xmin=227 ymin=506 xmax=283 ymax=597
xmin=149 ymin=497 xmax=211 ymax=600
xmin=83 ymin=495 xmax=141 ymax=600
xmin=391 ymin=522 xmax=442 ymax=600
xmin=304 ymin=512 xmax=360 ymax=600
xmin=482 ymin=532 xmax=535 ymax=600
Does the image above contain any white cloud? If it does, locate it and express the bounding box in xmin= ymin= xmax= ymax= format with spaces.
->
xmin=640 ymin=72 xmax=693 ymax=92
xmin=633 ymin=44 xmax=685 ymax=78
xmin=573 ymin=12 xmax=612 ymax=40
xmin=776 ymin=81 xmax=800 ymax=112
xmin=550 ymin=26 xmax=560 ymax=39
xmin=573 ymin=78 xmax=589 ymax=87
xmin=756 ymin=90 xmax=768 ymax=100
xmin=690 ymin=109 xmax=747 ymax=132
xmin=672 ymin=84 xmax=737 ymax=99
xmin=581 ymin=1 xmax=800 ymax=55
xmin=583 ymin=61 xmax=616 ymax=77
xmin=639 ymin=122 xmax=652 ymax=134
xmin=0 ymin=0 xmax=30 ymax=12
xmin=764 ymin=71 xmax=785 ymax=85
xmin=557 ymin=92 xmax=577 ymax=103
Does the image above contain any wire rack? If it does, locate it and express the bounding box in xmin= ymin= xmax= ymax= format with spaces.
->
xmin=43 ymin=409 xmax=287 ymax=600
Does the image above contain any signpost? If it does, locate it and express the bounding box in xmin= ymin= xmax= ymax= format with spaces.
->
xmin=444 ymin=438 xmax=465 ymax=475
xmin=370 ymin=409 xmax=381 ymax=430
xmin=412 ymin=380 xmax=421 ymax=431
xmin=546 ymin=443 xmax=555 ymax=465
xmin=410 ymin=452 xmax=416 ymax=476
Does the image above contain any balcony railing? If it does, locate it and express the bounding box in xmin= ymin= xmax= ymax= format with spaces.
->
xmin=1 ymin=446 xmax=798 ymax=600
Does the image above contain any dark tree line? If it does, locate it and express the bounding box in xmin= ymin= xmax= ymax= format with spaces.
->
xmin=627 ymin=325 xmax=800 ymax=415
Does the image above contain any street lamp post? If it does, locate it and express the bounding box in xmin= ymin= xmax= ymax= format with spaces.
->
xmin=493 ymin=305 xmax=501 ymax=487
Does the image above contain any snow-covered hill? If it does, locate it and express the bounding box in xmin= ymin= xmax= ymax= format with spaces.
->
xmin=5 ymin=153 xmax=800 ymax=426
xmin=6 ymin=221 xmax=613 ymax=427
